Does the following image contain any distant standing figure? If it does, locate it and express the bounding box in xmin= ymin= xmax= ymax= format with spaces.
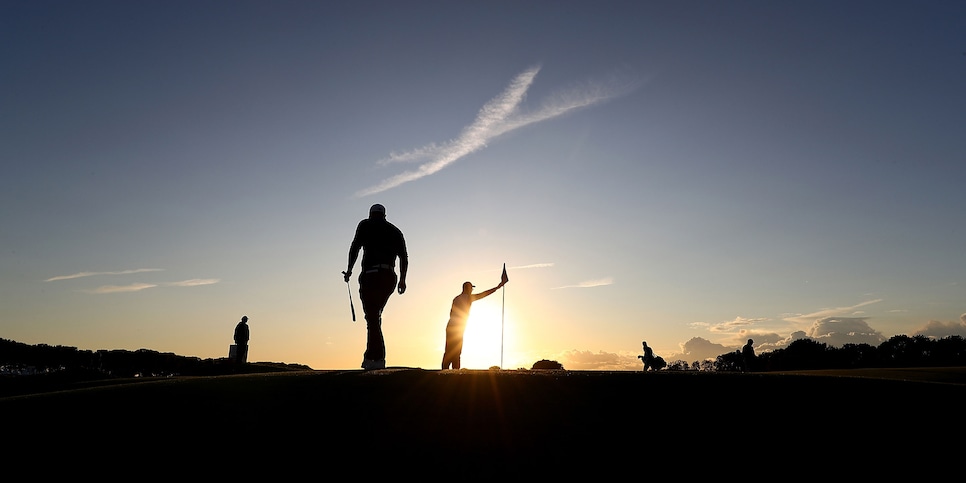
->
xmin=233 ymin=316 xmax=250 ymax=364
xmin=441 ymin=273 xmax=508 ymax=370
xmin=742 ymin=338 xmax=756 ymax=372
xmin=638 ymin=340 xmax=655 ymax=371
xmin=344 ymin=203 xmax=409 ymax=371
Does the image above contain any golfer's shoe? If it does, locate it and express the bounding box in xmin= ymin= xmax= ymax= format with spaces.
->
xmin=361 ymin=359 xmax=386 ymax=370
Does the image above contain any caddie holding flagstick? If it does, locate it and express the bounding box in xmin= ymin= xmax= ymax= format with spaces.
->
xmin=441 ymin=266 xmax=509 ymax=370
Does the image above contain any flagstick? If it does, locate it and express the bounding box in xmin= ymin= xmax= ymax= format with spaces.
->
xmin=497 ymin=262 xmax=508 ymax=370
xmin=501 ymin=281 xmax=505 ymax=369
xmin=500 ymin=262 xmax=507 ymax=369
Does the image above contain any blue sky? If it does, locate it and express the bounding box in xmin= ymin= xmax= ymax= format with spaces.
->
xmin=2 ymin=1 xmax=965 ymax=370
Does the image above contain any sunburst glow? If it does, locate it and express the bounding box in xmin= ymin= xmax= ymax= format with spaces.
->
xmin=459 ymin=302 xmax=512 ymax=369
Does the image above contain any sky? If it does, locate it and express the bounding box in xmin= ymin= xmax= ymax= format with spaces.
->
xmin=3 ymin=0 xmax=965 ymax=371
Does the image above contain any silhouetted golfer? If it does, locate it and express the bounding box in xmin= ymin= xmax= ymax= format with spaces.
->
xmin=441 ymin=277 xmax=507 ymax=370
xmin=742 ymin=338 xmax=756 ymax=372
xmin=638 ymin=340 xmax=657 ymax=371
xmin=344 ymin=203 xmax=408 ymax=371
xmin=233 ymin=316 xmax=249 ymax=364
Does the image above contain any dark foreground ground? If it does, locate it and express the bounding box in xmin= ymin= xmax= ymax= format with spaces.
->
xmin=4 ymin=367 xmax=964 ymax=473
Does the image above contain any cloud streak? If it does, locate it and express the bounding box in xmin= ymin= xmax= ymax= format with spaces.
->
xmin=166 ymin=279 xmax=220 ymax=287
xmin=83 ymin=279 xmax=221 ymax=294
xmin=355 ymin=65 xmax=638 ymax=197
xmin=46 ymin=269 xmax=220 ymax=294
xmin=510 ymin=263 xmax=554 ymax=270
xmin=85 ymin=283 xmax=158 ymax=294
xmin=45 ymin=268 xmax=164 ymax=282
xmin=552 ymin=277 xmax=614 ymax=290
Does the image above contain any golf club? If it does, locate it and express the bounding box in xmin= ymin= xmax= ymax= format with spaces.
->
xmin=341 ymin=272 xmax=356 ymax=322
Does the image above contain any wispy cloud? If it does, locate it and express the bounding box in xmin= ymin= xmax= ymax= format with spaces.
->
xmin=85 ymin=283 xmax=158 ymax=294
xmin=470 ymin=262 xmax=554 ymax=279
xmin=83 ymin=279 xmax=220 ymax=294
xmin=783 ymin=299 xmax=883 ymax=324
xmin=355 ymin=65 xmax=638 ymax=197
xmin=510 ymin=263 xmax=554 ymax=270
xmin=45 ymin=268 xmax=163 ymax=282
xmin=552 ymin=277 xmax=614 ymax=289
xmin=166 ymin=279 xmax=220 ymax=287
xmin=48 ymin=269 xmax=220 ymax=294
xmin=709 ymin=316 xmax=768 ymax=333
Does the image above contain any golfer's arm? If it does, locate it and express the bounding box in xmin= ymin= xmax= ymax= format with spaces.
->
xmin=346 ymin=244 xmax=360 ymax=273
xmin=474 ymin=286 xmax=500 ymax=301
xmin=399 ymin=257 xmax=408 ymax=282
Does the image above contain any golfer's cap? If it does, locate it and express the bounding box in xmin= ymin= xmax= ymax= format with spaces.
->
xmin=463 ymin=281 xmax=474 ymax=290
xmin=369 ymin=203 xmax=386 ymax=215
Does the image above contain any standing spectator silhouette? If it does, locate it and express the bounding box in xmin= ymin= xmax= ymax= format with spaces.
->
xmin=344 ymin=203 xmax=409 ymax=371
xmin=233 ymin=316 xmax=250 ymax=364
xmin=441 ymin=275 xmax=507 ymax=370
xmin=742 ymin=338 xmax=756 ymax=372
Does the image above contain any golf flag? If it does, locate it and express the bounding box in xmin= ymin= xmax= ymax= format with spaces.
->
xmin=501 ymin=263 xmax=509 ymax=284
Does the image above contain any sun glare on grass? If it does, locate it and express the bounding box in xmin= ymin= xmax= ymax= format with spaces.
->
xmin=460 ymin=302 xmax=513 ymax=369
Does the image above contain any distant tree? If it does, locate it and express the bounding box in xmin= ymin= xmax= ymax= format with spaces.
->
xmin=760 ymin=338 xmax=831 ymax=371
xmin=666 ymin=360 xmax=690 ymax=371
xmin=714 ymin=351 xmax=744 ymax=372
xmin=878 ymin=335 xmax=921 ymax=367
xmin=909 ymin=335 xmax=933 ymax=365
xmin=933 ymin=336 xmax=966 ymax=366
xmin=878 ymin=334 xmax=947 ymax=367
xmin=531 ymin=359 xmax=564 ymax=370
xmin=835 ymin=343 xmax=879 ymax=368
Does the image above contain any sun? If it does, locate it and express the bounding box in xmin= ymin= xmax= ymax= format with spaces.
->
xmin=459 ymin=302 xmax=511 ymax=369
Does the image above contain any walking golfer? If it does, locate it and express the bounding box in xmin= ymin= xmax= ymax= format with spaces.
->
xmin=638 ymin=340 xmax=654 ymax=371
xmin=344 ymin=203 xmax=408 ymax=370
xmin=441 ymin=273 xmax=507 ymax=370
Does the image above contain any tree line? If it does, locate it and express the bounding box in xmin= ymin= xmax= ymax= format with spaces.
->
xmin=664 ymin=335 xmax=966 ymax=372
xmin=4 ymin=335 xmax=966 ymax=377
xmin=0 ymin=338 xmax=308 ymax=378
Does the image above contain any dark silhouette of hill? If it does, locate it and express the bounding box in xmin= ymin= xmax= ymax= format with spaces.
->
xmin=0 ymin=338 xmax=309 ymax=397
xmin=6 ymin=336 xmax=965 ymax=473
xmin=0 ymin=338 xmax=312 ymax=375
xmin=4 ymin=368 xmax=964 ymax=472
xmin=8 ymin=334 xmax=966 ymax=382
